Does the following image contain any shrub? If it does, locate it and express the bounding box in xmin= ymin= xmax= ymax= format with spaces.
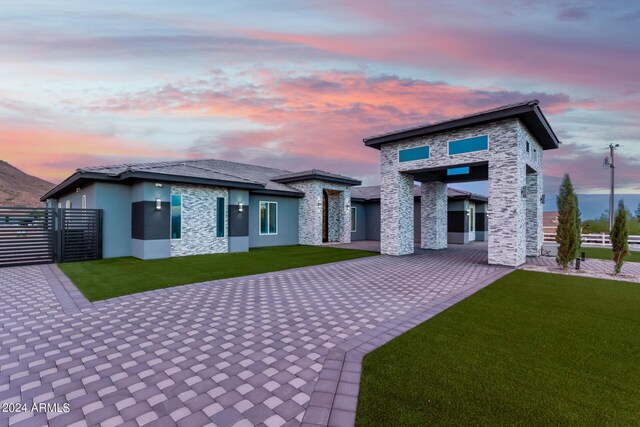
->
xmin=611 ymin=200 xmax=629 ymax=275
xmin=556 ymin=175 xmax=579 ymax=270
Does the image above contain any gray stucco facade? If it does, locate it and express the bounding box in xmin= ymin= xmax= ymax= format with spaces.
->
xmin=248 ymin=194 xmax=299 ymax=248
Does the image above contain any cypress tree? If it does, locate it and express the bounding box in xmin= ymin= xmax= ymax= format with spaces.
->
xmin=556 ymin=175 xmax=579 ymax=270
xmin=611 ymin=199 xmax=629 ymax=275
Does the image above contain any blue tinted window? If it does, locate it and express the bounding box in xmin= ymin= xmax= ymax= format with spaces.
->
xmin=171 ymin=194 xmax=181 ymax=239
xmin=448 ymin=135 xmax=488 ymax=155
xmin=399 ymin=146 xmax=429 ymax=162
xmin=216 ymin=197 xmax=225 ymax=237
xmin=447 ymin=166 xmax=470 ymax=176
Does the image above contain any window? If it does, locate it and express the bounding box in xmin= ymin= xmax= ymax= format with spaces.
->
xmin=259 ymin=201 xmax=277 ymax=235
xmin=81 ymin=195 xmax=87 ymax=209
xmin=448 ymin=135 xmax=488 ymax=155
xmin=216 ymin=197 xmax=225 ymax=237
xmin=171 ymin=194 xmax=182 ymax=239
xmin=399 ymin=146 xmax=429 ymax=162
xmin=65 ymin=200 xmax=71 ymax=209
xmin=351 ymin=207 xmax=357 ymax=232
xmin=447 ymin=166 xmax=470 ymax=176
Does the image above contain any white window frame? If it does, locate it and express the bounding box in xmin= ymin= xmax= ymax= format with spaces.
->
xmin=170 ymin=193 xmax=182 ymax=240
xmin=81 ymin=195 xmax=87 ymax=209
xmin=351 ymin=207 xmax=357 ymax=232
xmin=259 ymin=201 xmax=278 ymax=235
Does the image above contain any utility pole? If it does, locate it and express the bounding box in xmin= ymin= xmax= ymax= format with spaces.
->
xmin=604 ymin=143 xmax=620 ymax=231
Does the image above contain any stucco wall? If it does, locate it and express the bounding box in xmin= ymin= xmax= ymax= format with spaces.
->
xmin=248 ymin=194 xmax=299 ymax=248
xmin=350 ymin=202 xmax=367 ymax=241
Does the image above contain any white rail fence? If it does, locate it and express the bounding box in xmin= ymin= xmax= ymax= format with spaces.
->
xmin=544 ymin=233 xmax=640 ymax=247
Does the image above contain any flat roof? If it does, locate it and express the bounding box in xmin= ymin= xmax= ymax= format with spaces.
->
xmin=364 ymin=100 xmax=560 ymax=150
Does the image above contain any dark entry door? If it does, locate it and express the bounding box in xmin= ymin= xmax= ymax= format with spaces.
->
xmin=322 ymin=190 xmax=328 ymax=242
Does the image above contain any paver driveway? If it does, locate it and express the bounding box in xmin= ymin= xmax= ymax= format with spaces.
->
xmin=1 ymin=244 xmax=510 ymax=427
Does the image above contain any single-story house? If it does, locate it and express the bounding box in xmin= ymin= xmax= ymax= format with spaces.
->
xmin=41 ymin=159 xmax=487 ymax=260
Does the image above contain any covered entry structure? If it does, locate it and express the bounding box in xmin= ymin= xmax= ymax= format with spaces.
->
xmin=364 ymin=100 xmax=560 ymax=267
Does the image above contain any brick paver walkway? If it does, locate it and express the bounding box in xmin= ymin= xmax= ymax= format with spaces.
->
xmin=1 ymin=244 xmax=509 ymax=427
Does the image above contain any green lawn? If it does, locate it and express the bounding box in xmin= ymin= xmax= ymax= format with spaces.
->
xmin=356 ymin=270 xmax=640 ymax=426
xmin=59 ymin=245 xmax=376 ymax=301
xmin=581 ymin=246 xmax=640 ymax=263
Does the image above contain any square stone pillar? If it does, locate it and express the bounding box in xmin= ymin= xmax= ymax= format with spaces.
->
xmin=380 ymin=170 xmax=414 ymax=255
xmin=488 ymin=153 xmax=527 ymax=266
xmin=526 ymin=171 xmax=543 ymax=256
xmin=421 ymin=181 xmax=448 ymax=249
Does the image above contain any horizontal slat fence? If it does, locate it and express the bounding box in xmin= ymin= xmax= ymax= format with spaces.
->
xmin=0 ymin=207 xmax=103 ymax=268
xmin=0 ymin=208 xmax=55 ymax=267
xmin=58 ymin=209 xmax=103 ymax=262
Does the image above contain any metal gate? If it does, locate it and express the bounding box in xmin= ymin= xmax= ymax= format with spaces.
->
xmin=0 ymin=207 xmax=55 ymax=267
xmin=0 ymin=207 xmax=102 ymax=268
xmin=57 ymin=208 xmax=103 ymax=262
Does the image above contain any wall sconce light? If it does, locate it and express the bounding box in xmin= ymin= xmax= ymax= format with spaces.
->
xmin=75 ymin=187 xmax=81 ymax=193
xmin=540 ymin=194 xmax=545 ymax=204
xmin=466 ymin=209 xmax=470 ymax=216
xmin=155 ymin=182 xmax=163 ymax=187
xmin=317 ymin=201 xmax=322 ymax=208
xmin=155 ymin=198 xmax=162 ymax=210
xmin=238 ymin=202 xmax=243 ymax=213
xmin=521 ymin=186 xmax=527 ymax=198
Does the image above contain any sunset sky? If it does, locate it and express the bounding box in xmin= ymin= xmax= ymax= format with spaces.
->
xmin=1 ymin=0 xmax=639 ymax=195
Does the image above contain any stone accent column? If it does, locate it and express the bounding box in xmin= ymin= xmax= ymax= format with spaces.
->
xmin=526 ymin=171 xmax=543 ymax=256
xmin=340 ymin=188 xmax=352 ymax=243
xmin=421 ymin=181 xmax=448 ymax=249
xmin=380 ymin=169 xmax=414 ymax=255
xmin=327 ymin=190 xmax=341 ymax=242
xmin=488 ymin=144 xmax=527 ymax=266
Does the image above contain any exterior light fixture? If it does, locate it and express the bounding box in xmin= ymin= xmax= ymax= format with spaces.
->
xmin=466 ymin=209 xmax=470 ymax=216
xmin=540 ymin=194 xmax=545 ymax=204
xmin=75 ymin=188 xmax=81 ymax=193
xmin=317 ymin=201 xmax=322 ymax=208
xmin=155 ymin=182 xmax=163 ymax=187
xmin=155 ymin=198 xmax=162 ymax=210
xmin=521 ymin=186 xmax=527 ymax=198
xmin=238 ymin=202 xmax=243 ymax=213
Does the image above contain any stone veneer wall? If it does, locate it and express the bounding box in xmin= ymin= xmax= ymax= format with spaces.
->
xmin=288 ymin=180 xmax=352 ymax=246
xmin=380 ymin=118 xmax=545 ymax=266
xmin=326 ymin=190 xmax=342 ymax=242
xmin=170 ymin=184 xmax=228 ymax=256
xmin=421 ymin=181 xmax=448 ymax=249
xmin=517 ymin=122 xmax=544 ymax=257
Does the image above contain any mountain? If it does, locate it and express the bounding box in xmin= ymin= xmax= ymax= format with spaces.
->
xmin=0 ymin=160 xmax=54 ymax=207
xmin=545 ymin=193 xmax=640 ymax=220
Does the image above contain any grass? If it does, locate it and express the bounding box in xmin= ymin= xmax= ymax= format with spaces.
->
xmin=581 ymin=246 xmax=640 ymax=263
xmin=356 ymin=270 xmax=640 ymax=426
xmin=59 ymin=245 xmax=376 ymax=301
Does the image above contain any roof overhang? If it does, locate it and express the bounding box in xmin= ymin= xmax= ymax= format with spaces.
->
xmin=272 ymin=172 xmax=361 ymax=186
xmin=40 ymin=170 xmax=266 ymax=201
xmin=364 ymin=101 xmax=560 ymax=150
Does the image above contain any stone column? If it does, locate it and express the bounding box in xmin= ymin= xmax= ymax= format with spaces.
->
xmin=380 ymin=170 xmax=414 ymax=255
xmin=488 ymin=150 xmax=527 ymax=266
xmin=526 ymin=171 xmax=543 ymax=256
xmin=341 ymin=188 xmax=352 ymax=243
xmin=421 ymin=181 xmax=448 ymax=249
